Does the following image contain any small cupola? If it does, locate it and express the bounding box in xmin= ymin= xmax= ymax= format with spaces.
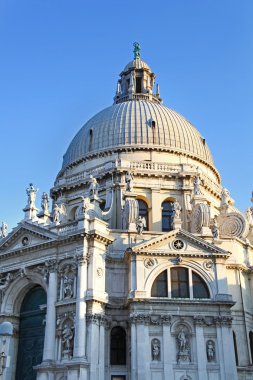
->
xmin=114 ymin=43 xmax=162 ymax=104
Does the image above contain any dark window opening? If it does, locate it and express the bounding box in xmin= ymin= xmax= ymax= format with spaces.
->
xmin=151 ymin=270 xmax=167 ymax=297
xmin=162 ymin=201 xmax=174 ymax=232
xmin=89 ymin=129 xmax=93 ymax=152
xmin=233 ymin=331 xmax=239 ymax=366
xmin=138 ymin=199 xmax=148 ymax=230
xmin=249 ymin=331 xmax=253 ymax=363
xmin=171 ymin=267 xmax=189 ymax=298
xmin=136 ymin=77 xmax=142 ymax=93
xmin=110 ymin=327 xmax=126 ymax=365
xmin=151 ymin=120 xmax=156 ymax=128
xmin=192 ymin=272 xmax=210 ymax=298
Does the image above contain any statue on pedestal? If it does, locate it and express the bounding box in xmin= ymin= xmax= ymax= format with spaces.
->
xmin=88 ymin=175 xmax=99 ymax=197
xmin=26 ymin=183 xmax=38 ymax=208
xmin=41 ymin=192 xmax=49 ymax=213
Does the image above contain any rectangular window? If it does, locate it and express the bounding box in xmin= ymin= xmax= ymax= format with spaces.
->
xmin=136 ymin=77 xmax=142 ymax=93
xmin=171 ymin=268 xmax=189 ymax=298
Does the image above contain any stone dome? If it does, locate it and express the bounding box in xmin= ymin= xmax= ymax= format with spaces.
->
xmin=123 ymin=59 xmax=151 ymax=72
xmin=62 ymin=100 xmax=215 ymax=171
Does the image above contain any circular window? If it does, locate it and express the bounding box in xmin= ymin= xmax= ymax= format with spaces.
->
xmin=21 ymin=236 xmax=29 ymax=246
xmin=173 ymin=239 xmax=184 ymax=250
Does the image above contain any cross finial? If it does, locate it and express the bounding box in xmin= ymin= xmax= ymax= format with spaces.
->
xmin=133 ymin=42 xmax=141 ymax=59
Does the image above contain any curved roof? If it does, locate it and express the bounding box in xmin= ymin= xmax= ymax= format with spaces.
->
xmin=123 ymin=59 xmax=151 ymax=72
xmin=62 ymin=100 xmax=215 ymax=171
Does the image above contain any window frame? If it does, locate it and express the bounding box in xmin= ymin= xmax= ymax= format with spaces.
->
xmin=150 ymin=267 xmax=210 ymax=300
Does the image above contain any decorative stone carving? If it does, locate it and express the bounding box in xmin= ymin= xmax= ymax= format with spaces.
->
xmin=0 ymin=222 xmax=7 ymax=239
xmin=97 ymin=267 xmax=103 ymax=278
xmin=130 ymin=313 xmax=171 ymax=325
xmin=173 ymin=239 xmax=184 ymax=250
xmin=191 ymin=203 xmax=210 ymax=234
xmin=36 ymin=259 xmax=58 ymax=282
xmin=176 ymin=325 xmax=191 ymax=364
xmin=0 ymin=352 xmax=6 ymax=375
xmin=0 ymin=272 xmax=14 ymax=290
xmin=144 ymin=258 xmax=157 ymax=268
xmin=88 ymin=175 xmax=99 ymax=197
xmin=172 ymin=200 xmax=182 ymax=229
xmin=136 ymin=216 xmax=146 ymax=235
xmin=219 ymin=212 xmax=247 ymax=238
xmin=86 ymin=314 xmax=111 ymax=328
xmin=203 ymin=260 xmax=213 ymax=271
xmin=125 ymin=171 xmax=133 ymax=192
xmin=151 ymin=338 xmax=160 ymax=361
xmin=206 ymin=340 xmax=215 ymax=362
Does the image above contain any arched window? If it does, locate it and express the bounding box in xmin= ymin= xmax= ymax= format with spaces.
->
xmin=162 ymin=201 xmax=174 ymax=232
xmin=192 ymin=272 xmax=209 ymax=298
xmin=151 ymin=267 xmax=210 ymax=299
xmin=138 ymin=199 xmax=148 ymax=230
xmin=171 ymin=267 xmax=189 ymax=298
xmin=249 ymin=331 xmax=253 ymax=363
xmin=110 ymin=327 xmax=126 ymax=365
xmin=233 ymin=331 xmax=239 ymax=366
xmin=151 ymin=270 xmax=167 ymax=297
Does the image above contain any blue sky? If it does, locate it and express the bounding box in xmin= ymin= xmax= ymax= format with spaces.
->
xmin=0 ymin=0 xmax=252 ymax=230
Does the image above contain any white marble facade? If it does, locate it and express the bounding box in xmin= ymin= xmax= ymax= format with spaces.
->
xmin=1 ymin=45 xmax=253 ymax=380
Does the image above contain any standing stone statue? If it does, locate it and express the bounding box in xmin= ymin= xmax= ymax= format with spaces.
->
xmin=221 ymin=187 xmax=230 ymax=206
xmin=211 ymin=216 xmax=219 ymax=239
xmin=63 ymin=275 xmax=74 ymax=299
xmin=62 ymin=323 xmax=74 ymax=353
xmin=246 ymin=208 xmax=253 ymax=224
xmin=88 ymin=175 xmax=98 ymax=197
xmin=173 ymin=199 xmax=181 ymax=219
xmin=0 ymin=222 xmax=8 ymax=239
xmin=151 ymin=338 xmax=160 ymax=361
xmin=136 ymin=216 xmax=146 ymax=235
xmin=53 ymin=204 xmax=61 ymax=224
xmin=206 ymin=340 xmax=215 ymax=362
xmin=26 ymin=183 xmax=38 ymax=208
xmin=125 ymin=171 xmax=133 ymax=192
xmin=41 ymin=192 xmax=49 ymax=213
xmin=193 ymin=176 xmax=201 ymax=195
xmin=178 ymin=329 xmax=187 ymax=352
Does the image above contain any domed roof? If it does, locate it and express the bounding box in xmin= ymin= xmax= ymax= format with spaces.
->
xmin=123 ymin=58 xmax=151 ymax=72
xmin=62 ymin=100 xmax=214 ymax=170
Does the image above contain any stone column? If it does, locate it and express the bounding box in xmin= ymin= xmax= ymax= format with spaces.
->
xmin=130 ymin=320 xmax=137 ymax=380
xmin=215 ymin=258 xmax=228 ymax=294
xmin=194 ymin=317 xmax=208 ymax=380
xmin=42 ymin=260 xmax=58 ymax=363
xmin=216 ymin=324 xmax=225 ymax=380
xmin=162 ymin=316 xmax=174 ymax=379
xmin=220 ymin=320 xmax=237 ymax=380
xmin=151 ymin=189 xmax=161 ymax=231
xmin=73 ymin=251 xmax=88 ymax=359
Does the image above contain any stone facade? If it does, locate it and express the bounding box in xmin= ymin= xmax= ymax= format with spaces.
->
xmin=0 ymin=46 xmax=253 ymax=380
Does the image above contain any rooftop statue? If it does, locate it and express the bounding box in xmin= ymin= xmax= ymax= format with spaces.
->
xmin=133 ymin=42 xmax=141 ymax=59
xmin=0 ymin=222 xmax=8 ymax=239
xmin=26 ymin=183 xmax=38 ymax=208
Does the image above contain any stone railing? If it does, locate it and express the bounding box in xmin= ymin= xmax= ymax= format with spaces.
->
xmin=58 ymin=222 xmax=78 ymax=235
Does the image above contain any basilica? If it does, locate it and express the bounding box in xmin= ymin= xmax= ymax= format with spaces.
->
xmin=0 ymin=44 xmax=253 ymax=380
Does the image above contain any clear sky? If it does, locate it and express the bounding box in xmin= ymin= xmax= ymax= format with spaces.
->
xmin=0 ymin=0 xmax=252 ymax=230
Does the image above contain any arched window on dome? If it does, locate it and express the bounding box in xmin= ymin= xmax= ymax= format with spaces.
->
xmin=110 ymin=326 xmax=126 ymax=365
xmin=137 ymin=199 xmax=149 ymax=231
xmin=150 ymin=267 xmax=210 ymax=299
xmin=162 ymin=201 xmax=174 ymax=232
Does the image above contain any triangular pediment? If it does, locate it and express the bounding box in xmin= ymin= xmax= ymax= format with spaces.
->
xmin=0 ymin=221 xmax=58 ymax=254
xmin=129 ymin=229 xmax=230 ymax=258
